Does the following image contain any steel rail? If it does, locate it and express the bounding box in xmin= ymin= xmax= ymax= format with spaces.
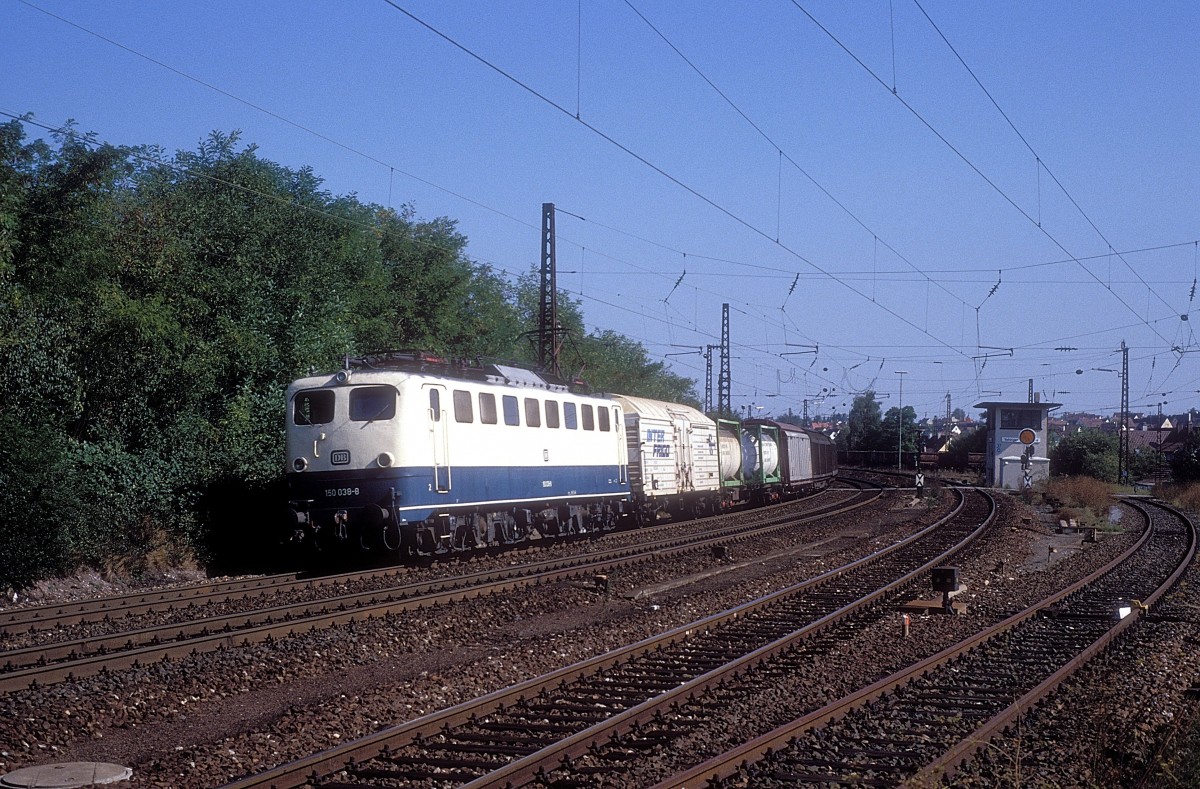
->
xmin=654 ymin=497 xmax=1192 ymax=789
xmin=453 ymin=489 xmax=994 ymax=789
xmin=0 ymin=483 xmax=883 ymax=693
xmin=1 ymin=569 xmax=393 ymax=635
xmin=1 ymin=482 xmax=864 ymax=636
xmin=217 ymin=488 xmax=981 ymax=789
xmin=912 ymin=497 xmax=1196 ymax=785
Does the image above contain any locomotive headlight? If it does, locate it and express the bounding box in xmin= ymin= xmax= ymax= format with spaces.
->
xmin=293 ymin=457 xmax=309 ymax=472
xmin=377 ymin=452 xmax=395 ymax=468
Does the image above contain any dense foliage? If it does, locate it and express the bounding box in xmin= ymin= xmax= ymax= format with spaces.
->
xmin=1050 ymin=429 xmax=1118 ymax=482
xmin=942 ymin=424 xmax=987 ymax=471
xmin=0 ymin=120 xmax=695 ymax=587
xmin=1169 ymin=428 xmax=1200 ymax=483
xmin=837 ymin=390 xmax=918 ymax=463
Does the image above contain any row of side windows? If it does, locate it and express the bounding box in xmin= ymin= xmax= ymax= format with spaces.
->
xmin=431 ymin=389 xmax=615 ymax=431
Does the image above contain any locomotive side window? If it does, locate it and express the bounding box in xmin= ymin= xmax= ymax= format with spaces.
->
xmin=545 ymin=399 xmax=560 ymax=428
xmin=479 ymin=393 xmax=498 ymax=425
xmin=581 ymin=404 xmax=595 ymax=431
xmin=349 ymin=386 xmax=396 ymax=422
xmin=524 ymin=398 xmax=541 ymax=427
xmin=564 ymin=402 xmax=578 ymax=430
xmin=502 ymin=395 xmax=520 ymax=426
xmin=453 ymin=390 xmax=473 ymax=423
xmin=429 ymin=389 xmax=441 ymax=421
xmin=293 ymin=389 xmax=334 ymax=426
xmin=597 ymin=406 xmax=610 ymax=432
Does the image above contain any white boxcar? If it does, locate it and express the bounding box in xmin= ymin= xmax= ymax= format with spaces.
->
xmin=611 ymin=394 xmax=721 ymax=521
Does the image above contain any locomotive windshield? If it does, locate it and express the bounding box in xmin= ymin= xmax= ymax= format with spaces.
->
xmin=293 ymin=390 xmax=334 ymax=425
xmin=349 ymin=386 xmax=396 ymax=422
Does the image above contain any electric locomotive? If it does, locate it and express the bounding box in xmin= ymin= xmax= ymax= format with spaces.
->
xmin=285 ymin=353 xmax=629 ymax=556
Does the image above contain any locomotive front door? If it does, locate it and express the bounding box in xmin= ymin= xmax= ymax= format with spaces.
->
xmin=425 ymin=384 xmax=451 ymax=493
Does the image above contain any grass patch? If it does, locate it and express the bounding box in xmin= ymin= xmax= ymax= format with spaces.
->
xmin=1155 ymin=481 xmax=1200 ymax=514
xmin=1044 ymin=476 xmax=1118 ymax=530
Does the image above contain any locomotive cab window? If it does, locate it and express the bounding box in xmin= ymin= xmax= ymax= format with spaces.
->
xmin=582 ymin=404 xmax=595 ymax=431
xmin=502 ymin=395 xmax=520 ymax=426
xmin=479 ymin=393 xmax=498 ymax=425
xmin=293 ymin=389 xmax=334 ymax=426
xmin=453 ymin=390 xmax=473 ymax=423
xmin=349 ymin=386 xmax=396 ymax=422
xmin=524 ymin=398 xmax=541 ymax=427
xmin=564 ymin=402 xmax=578 ymax=430
xmin=545 ymin=399 xmax=560 ymax=428
xmin=597 ymin=406 xmax=610 ymax=432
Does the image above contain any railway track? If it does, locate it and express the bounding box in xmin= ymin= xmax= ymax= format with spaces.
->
xmin=0 ymin=569 xmax=401 ymax=636
xmin=654 ymin=497 xmax=1194 ymax=788
xmin=0 ymin=482 xmax=881 ymax=694
xmin=215 ymin=486 xmax=990 ymax=788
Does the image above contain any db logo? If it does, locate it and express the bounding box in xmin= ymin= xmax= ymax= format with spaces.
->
xmin=330 ymin=450 xmax=351 ymax=465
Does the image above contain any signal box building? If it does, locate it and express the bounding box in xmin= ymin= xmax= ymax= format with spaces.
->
xmin=974 ymin=400 xmax=1060 ymax=490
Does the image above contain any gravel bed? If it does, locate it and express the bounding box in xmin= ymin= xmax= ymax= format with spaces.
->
xmin=947 ymin=512 xmax=1200 ymax=788
xmin=0 ymin=491 xmax=862 ymax=652
xmin=0 ymin=491 xmax=930 ymax=785
xmin=8 ymin=488 xmax=1152 ymax=788
xmin=590 ymin=498 xmax=1143 ymax=787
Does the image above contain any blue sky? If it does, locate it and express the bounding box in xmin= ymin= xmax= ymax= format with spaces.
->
xmin=4 ymin=1 xmax=1198 ymax=423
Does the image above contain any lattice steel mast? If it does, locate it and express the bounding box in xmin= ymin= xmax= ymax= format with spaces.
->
xmin=718 ymin=304 xmax=731 ymax=417
xmin=538 ymin=203 xmax=561 ymax=377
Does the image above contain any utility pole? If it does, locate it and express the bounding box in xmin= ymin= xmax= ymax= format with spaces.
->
xmin=1119 ymin=340 xmax=1129 ymax=485
xmin=704 ymin=344 xmax=717 ymax=414
xmin=895 ymin=370 xmax=908 ymax=470
xmin=537 ymin=203 xmax=561 ymax=378
xmin=718 ymin=304 xmax=731 ymax=418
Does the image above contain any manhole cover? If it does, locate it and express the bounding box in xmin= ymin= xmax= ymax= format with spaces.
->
xmin=1 ymin=762 xmax=132 ymax=788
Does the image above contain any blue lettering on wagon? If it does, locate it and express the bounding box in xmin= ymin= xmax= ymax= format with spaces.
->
xmin=645 ymin=428 xmax=670 ymax=458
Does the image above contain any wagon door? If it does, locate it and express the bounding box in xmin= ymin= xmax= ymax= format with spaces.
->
xmin=424 ymin=384 xmax=451 ymax=493
xmin=671 ymin=411 xmax=694 ymax=491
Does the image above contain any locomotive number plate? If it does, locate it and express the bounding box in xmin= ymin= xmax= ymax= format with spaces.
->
xmin=330 ymin=450 xmax=351 ymax=465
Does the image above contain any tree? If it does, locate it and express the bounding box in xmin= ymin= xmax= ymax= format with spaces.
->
xmin=1170 ymin=428 xmax=1200 ymax=483
xmin=844 ymin=391 xmax=883 ymax=452
xmin=0 ymin=121 xmax=704 ymax=586
xmin=880 ymin=405 xmax=919 ymax=453
xmin=1051 ymin=429 xmax=1118 ymax=481
xmin=944 ymin=425 xmax=987 ymax=471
